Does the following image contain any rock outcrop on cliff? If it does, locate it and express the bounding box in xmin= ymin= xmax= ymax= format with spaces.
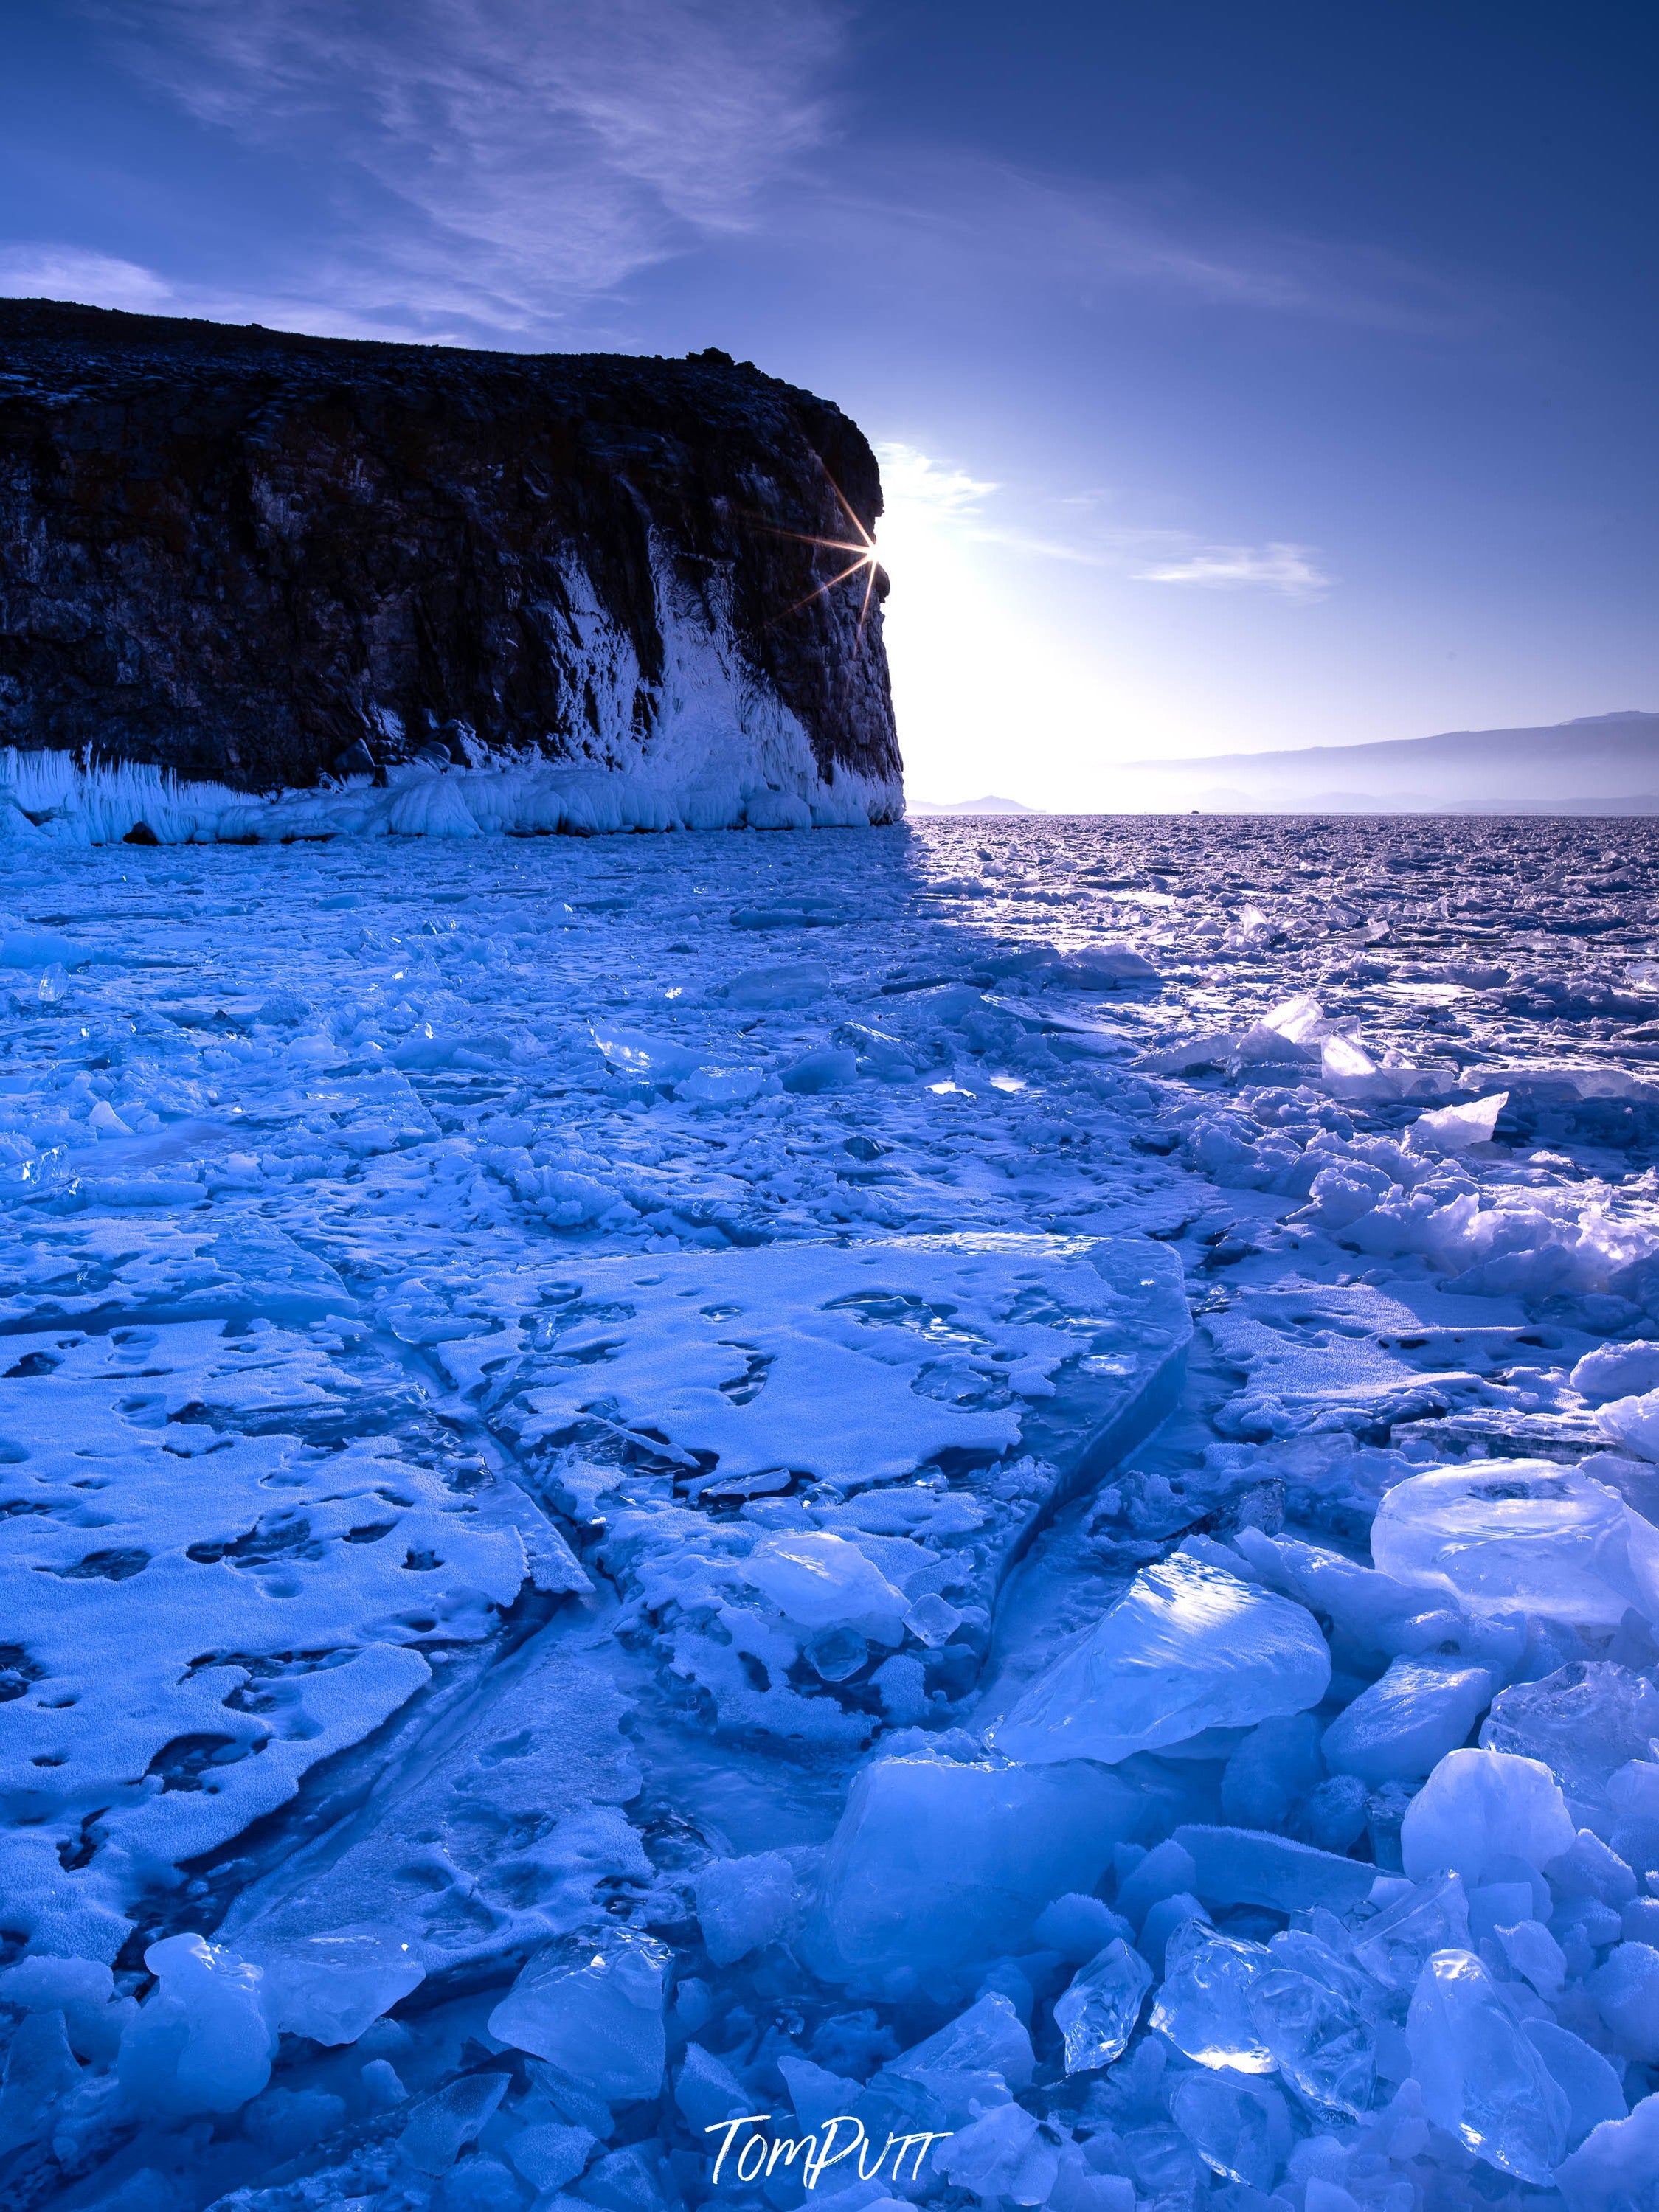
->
xmin=0 ymin=300 xmax=901 ymax=837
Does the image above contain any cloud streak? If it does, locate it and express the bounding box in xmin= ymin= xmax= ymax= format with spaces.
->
xmin=0 ymin=246 xmax=175 ymax=315
xmin=48 ymin=0 xmax=1497 ymax=358
xmin=818 ymin=152 xmax=1495 ymax=339
xmin=1135 ymin=542 xmax=1332 ymax=599
xmin=94 ymin=0 xmax=845 ymax=330
xmin=876 ymin=442 xmax=1331 ymax=600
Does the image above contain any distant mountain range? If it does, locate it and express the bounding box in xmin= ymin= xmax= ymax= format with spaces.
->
xmin=1118 ymin=710 xmax=1659 ymax=814
xmin=906 ymin=794 xmax=1039 ymax=815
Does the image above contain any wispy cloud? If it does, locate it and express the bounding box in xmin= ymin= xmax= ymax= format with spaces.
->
xmin=54 ymin=3 xmax=1490 ymax=350
xmin=824 ymin=154 xmax=1493 ymax=338
xmin=0 ymin=245 xmax=175 ymax=314
xmin=874 ymin=441 xmax=1123 ymax=564
xmin=0 ymin=239 xmax=462 ymax=344
xmin=1135 ymin=542 xmax=1332 ymax=599
xmin=875 ymin=440 xmax=1331 ymax=600
xmin=875 ymin=443 xmax=1000 ymax=517
xmin=92 ymin=0 xmax=845 ymax=331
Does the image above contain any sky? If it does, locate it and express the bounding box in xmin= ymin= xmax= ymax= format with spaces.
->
xmin=3 ymin=1 xmax=1655 ymax=808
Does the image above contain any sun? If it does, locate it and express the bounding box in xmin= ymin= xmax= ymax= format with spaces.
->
xmin=766 ymin=480 xmax=885 ymax=635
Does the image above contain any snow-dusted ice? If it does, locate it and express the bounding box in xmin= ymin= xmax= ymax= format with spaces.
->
xmin=3 ymin=804 xmax=1659 ymax=2209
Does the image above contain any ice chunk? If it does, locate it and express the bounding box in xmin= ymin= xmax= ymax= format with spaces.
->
xmin=1524 ymin=2020 xmax=1626 ymax=2150
xmin=1138 ymin=1893 xmax=1210 ymax=1973
xmin=778 ymin=2053 xmax=865 ymax=2135
xmin=690 ymin=1853 xmax=796 ymax=1966
xmin=1370 ymin=1460 xmax=1659 ymax=1629
xmin=1061 ymin=944 xmax=1160 ymax=988
xmin=1587 ymin=1942 xmax=1659 ymax=2061
xmin=399 ymin=2071 xmax=509 ymax=2174
xmin=508 ymin=2121 xmax=598 ymax=2194
xmin=0 ymin=1955 xmax=114 ymax=2022
xmin=837 ymin=1020 xmax=918 ymax=1079
xmin=0 ymin=924 xmax=86 ymax=970
xmin=1151 ymin=1922 xmax=1275 ymax=2074
xmin=1173 ymin=1826 xmax=1377 ymax=1916
xmin=1401 ymin=1748 xmax=1576 ymax=1882
xmin=881 ymin=1991 xmax=1037 ymax=2131
xmin=487 ymin=1929 xmax=669 ymax=2104
xmin=988 ymin=1553 xmax=1329 ymax=1765
xmin=888 ymin=1991 xmax=1036 ymax=2093
xmin=780 ymin=1043 xmax=857 ymax=1093
xmin=1606 ymin=1758 xmax=1659 ymax=1873
xmin=1033 ymin=1893 xmax=1131 ymax=1963
xmin=0 ymin=2011 xmax=78 ymax=2159
xmin=1493 ymin=1916 xmax=1566 ymax=2000
xmin=804 ymin=1752 xmax=1137 ymax=1993
xmin=1053 ymin=1941 xmax=1153 ymax=2073
xmin=720 ymin=960 xmax=831 ymax=1008
xmin=675 ymin=1065 xmax=772 ymax=1108
xmin=1410 ymin=1092 xmax=1507 ymax=1151
xmin=1301 ymin=1773 xmax=1369 ymax=1854
xmin=1261 ymin=992 xmax=1331 ymax=1044
xmin=1249 ymin=1938 xmax=1378 ymax=2117
xmin=361 ymin=2059 xmax=406 ymax=2111
xmin=1351 ymin=1873 xmax=1472 ymax=1995
xmin=588 ymin=1023 xmax=710 ymax=1083
xmin=1547 ymin=1829 xmax=1638 ymax=1907
xmin=1168 ymin=2072 xmax=1284 ymax=2190
xmin=1221 ymin=1715 xmax=1323 ymax=1831
xmin=1480 ymin=1663 xmax=1659 ymax=1830
xmin=246 ymin=1929 xmax=424 ymax=2045
xmin=1556 ymin=2091 xmax=1659 ymax=2212
xmin=1134 ymin=1028 xmax=1240 ymax=1076
xmin=1571 ymin=1340 xmax=1659 ymax=1406
xmin=1320 ymin=1036 xmax=1452 ymax=1101
xmin=1115 ymin=1839 xmax=1199 ymax=1929
xmin=1598 ymin=1388 xmax=1659 ymax=1463
xmin=116 ymin=1933 xmax=277 ymax=2118
xmin=936 ymin=2101 xmax=1057 ymax=2205
xmin=1321 ymin=1657 xmax=1495 ymax=1785
xmin=673 ymin=2042 xmax=753 ymax=2132
xmin=743 ymin=1532 xmax=907 ymax=1640
xmin=1406 ymin=1948 xmax=1568 ymax=2183
xmin=1231 ymin=994 xmax=1326 ymax=1067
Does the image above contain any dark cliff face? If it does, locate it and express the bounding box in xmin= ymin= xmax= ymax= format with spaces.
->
xmin=0 ymin=300 xmax=900 ymax=811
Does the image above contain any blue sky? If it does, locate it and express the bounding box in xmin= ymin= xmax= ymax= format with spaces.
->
xmin=4 ymin=1 xmax=1655 ymax=805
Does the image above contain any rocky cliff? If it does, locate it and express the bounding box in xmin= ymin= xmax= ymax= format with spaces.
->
xmin=0 ymin=299 xmax=901 ymax=832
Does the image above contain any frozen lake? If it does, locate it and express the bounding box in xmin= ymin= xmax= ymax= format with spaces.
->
xmin=3 ymin=812 xmax=1658 ymax=2208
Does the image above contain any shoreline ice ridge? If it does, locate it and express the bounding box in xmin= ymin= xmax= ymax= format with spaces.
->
xmin=0 ymin=739 xmax=902 ymax=849
xmin=1 ymin=813 xmax=1658 ymax=2211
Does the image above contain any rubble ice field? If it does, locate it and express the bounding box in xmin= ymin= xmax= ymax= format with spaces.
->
xmin=4 ymin=800 xmax=1659 ymax=2212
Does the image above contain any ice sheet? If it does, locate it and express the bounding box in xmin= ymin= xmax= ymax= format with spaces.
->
xmin=3 ymin=812 xmax=1659 ymax=2211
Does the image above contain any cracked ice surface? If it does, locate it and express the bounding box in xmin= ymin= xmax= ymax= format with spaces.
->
xmin=4 ymin=814 xmax=1659 ymax=2210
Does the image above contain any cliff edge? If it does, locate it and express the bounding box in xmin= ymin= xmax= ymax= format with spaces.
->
xmin=0 ymin=300 xmax=901 ymax=837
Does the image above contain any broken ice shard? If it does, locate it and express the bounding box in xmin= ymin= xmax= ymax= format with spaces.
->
xmin=1371 ymin=1461 xmax=1659 ymax=1629
xmin=1149 ymin=1921 xmax=1276 ymax=2074
xmin=989 ymin=1550 xmax=1329 ymax=1764
xmin=1407 ymin=1947 xmax=1569 ymax=2183
xmin=488 ymin=1928 xmax=670 ymax=2104
xmin=1321 ymin=1655 xmax=1497 ymax=1785
xmin=1053 ymin=1939 xmax=1154 ymax=2073
xmin=1168 ymin=2072 xmax=1282 ymax=2190
xmin=246 ymin=1930 xmax=425 ymax=2046
xmin=804 ymin=1752 xmax=1139 ymax=1993
xmin=1480 ymin=1660 xmax=1659 ymax=1830
xmin=1399 ymin=1748 xmax=1576 ymax=1885
xmin=1247 ymin=1936 xmax=1377 ymax=2118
